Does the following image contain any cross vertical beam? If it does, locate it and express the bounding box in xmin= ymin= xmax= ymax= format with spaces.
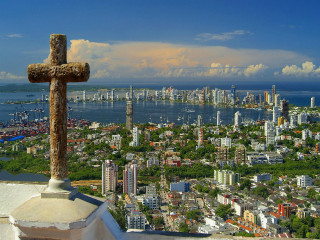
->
xmin=27 ymin=34 xmax=90 ymax=196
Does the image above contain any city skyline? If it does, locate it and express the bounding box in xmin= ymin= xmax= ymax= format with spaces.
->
xmin=0 ymin=1 xmax=319 ymax=84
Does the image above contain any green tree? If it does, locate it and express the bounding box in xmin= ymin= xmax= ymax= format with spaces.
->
xmin=215 ymin=204 xmax=232 ymax=219
xmin=179 ymin=222 xmax=190 ymax=233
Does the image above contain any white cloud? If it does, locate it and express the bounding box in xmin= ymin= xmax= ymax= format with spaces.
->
xmin=7 ymin=34 xmax=23 ymax=38
xmin=92 ymin=69 xmax=110 ymax=79
xmin=195 ymin=30 xmax=250 ymax=41
xmin=55 ymin=39 xmax=310 ymax=79
xmin=0 ymin=71 xmax=24 ymax=79
xmin=191 ymin=63 xmax=267 ymax=77
xmin=280 ymin=61 xmax=320 ymax=77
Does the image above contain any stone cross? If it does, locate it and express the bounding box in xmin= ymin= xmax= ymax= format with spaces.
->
xmin=28 ymin=34 xmax=90 ymax=193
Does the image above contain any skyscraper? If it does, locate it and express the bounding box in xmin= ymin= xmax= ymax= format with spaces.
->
xmin=217 ymin=111 xmax=221 ymax=126
xmin=272 ymin=85 xmax=276 ymax=104
xmin=123 ymin=161 xmax=138 ymax=195
xmin=234 ymin=111 xmax=241 ymax=127
xmin=311 ymin=97 xmax=315 ymax=108
xmin=273 ymin=106 xmax=280 ymax=124
xmin=197 ymin=115 xmax=203 ymax=128
xmin=129 ymin=85 xmax=134 ymax=100
xmin=83 ymin=90 xmax=86 ymax=102
xmin=126 ymin=101 xmax=133 ymax=131
xmin=130 ymin=127 xmax=139 ymax=147
xmin=231 ymin=85 xmax=236 ymax=103
xmin=281 ymin=99 xmax=289 ymax=120
xmin=102 ymin=160 xmax=118 ymax=195
xmin=110 ymin=89 xmax=115 ymax=101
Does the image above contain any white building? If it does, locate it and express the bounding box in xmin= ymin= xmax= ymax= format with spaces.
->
xmin=127 ymin=210 xmax=146 ymax=230
xmin=123 ymin=162 xmax=138 ymax=195
xmin=273 ymin=106 xmax=280 ymax=124
xmin=298 ymin=112 xmax=308 ymax=125
xmin=142 ymin=194 xmax=160 ymax=210
xmin=130 ymin=127 xmax=139 ymax=147
xmin=102 ymin=160 xmax=118 ymax=195
xmin=234 ymin=111 xmax=241 ymax=127
xmin=253 ymin=173 xmax=271 ymax=183
xmin=217 ymin=111 xmax=221 ymax=126
xmin=297 ymin=175 xmax=313 ymax=187
xmin=221 ymin=137 xmax=232 ymax=148
xmin=265 ymin=121 xmax=275 ymax=146
xmin=302 ymin=129 xmax=312 ymax=140
xmin=214 ymin=170 xmax=240 ymax=185
xmin=311 ymin=97 xmax=315 ymax=108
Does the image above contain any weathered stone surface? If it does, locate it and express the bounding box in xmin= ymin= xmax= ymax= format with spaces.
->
xmin=27 ymin=34 xmax=90 ymax=183
xmin=28 ymin=63 xmax=90 ymax=83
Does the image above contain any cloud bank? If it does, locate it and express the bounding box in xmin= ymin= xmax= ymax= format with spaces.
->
xmin=0 ymin=71 xmax=24 ymax=80
xmin=280 ymin=61 xmax=320 ymax=77
xmin=64 ymin=39 xmax=309 ymax=80
xmin=195 ymin=30 xmax=250 ymax=41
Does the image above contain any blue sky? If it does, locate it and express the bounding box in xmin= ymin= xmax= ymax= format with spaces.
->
xmin=0 ymin=0 xmax=319 ymax=84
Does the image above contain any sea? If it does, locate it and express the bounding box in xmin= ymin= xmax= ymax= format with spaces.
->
xmin=0 ymin=88 xmax=319 ymax=125
xmin=0 ymin=87 xmax=319 ymax=181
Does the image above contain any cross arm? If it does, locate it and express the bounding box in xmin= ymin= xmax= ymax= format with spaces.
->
xmin=28 ymin=64 xmax=51 ymax=83
xmin=28 ymin=62 xmax=90 ymax=83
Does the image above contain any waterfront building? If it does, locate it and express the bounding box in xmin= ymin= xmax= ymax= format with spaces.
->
xmin=123 ymin=161 xmax=138 ymax=195
xmin=162 ymin=87 xmax=166 ymax=100
xmin=110 ymin=89 xmax=115 ymax=101
xmin=170 ymin=181 xmax=190 ymax=192
xmin=126 ymin=101 xmax=133 ymax=131
xmin=130 ymin=127 xmax=139 ymax=147
xmin=264 ymin=91 xmax=269 ymax=104
xmin=102 ymin=160 xmax=118 ymax=195
xmin=217 ymin=111 xmax=221 ymax=126
xmin=311 ymin=97 xmax=315 ymax=108
xmin=274 ymin=94 xmax=281 ymax=107
xmin=253 ymin=173 xmax=271 ymax=183
xmin=129 ymin=85 xmax=134 ymax=100
xmin=234 ymin=111 xmax=241 ymax=127
xmin=127 ymin=210 xmax=146 ymax=230
xmin=83 ymin=90 xmax=86 ymax=102
xmin=231 ymin=85 xmax=236 ymax=103
xmin=197 ymin=114 xmax=203 ymax=127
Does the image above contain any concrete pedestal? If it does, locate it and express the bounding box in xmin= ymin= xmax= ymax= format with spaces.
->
xmin=9 ymin=192 xmax=121 ymax=240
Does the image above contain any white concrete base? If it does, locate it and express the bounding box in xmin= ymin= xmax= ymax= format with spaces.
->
xmin=9 ymin=192 xmax=122 ymax=240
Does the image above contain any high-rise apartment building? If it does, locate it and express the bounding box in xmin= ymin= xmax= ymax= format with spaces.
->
xmin=123 ymin=161 xmax=138 ymax=195
xmin=234 ymin=111 xmax=241 ymax=127
xmin=272 ymin=85 xmax=276 ymax=105
xmin=311 ymin=97 xmax=315 ymax=108
xmin=235 ymin=145 xmax=246 ymax=165
xmin=102 ymin=160 xmax=118 ymax=195
xmin=281 ymin=99 xmax=289 ymax=120
xmin=126 ymin=101 xmax=133 ymax=131
xmin=130 ymin=127 xmax=139 ymax=147
xmin=217 ymin=111 xmax=221 ymax=126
